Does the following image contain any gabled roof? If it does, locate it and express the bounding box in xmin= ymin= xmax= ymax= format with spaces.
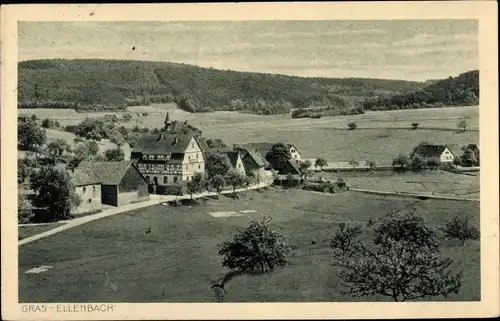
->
xmin=414 ymin=144 xmax=448 ymax=158
xmin=71 ymin=166 xmax=101 ymax=186
xmin=132 ymin=132 xmax=196 ymax=154
xmin=225 ymin=151 xmax=241 ymax=168
xmin=278 ymin=159 xmax=302 ymax=175
xmin=197 ymin=137 xmax=211 ymax=153
xmin=76 ymin=161 xmax=137 ymax=185
xmin=446 ymin=144 xmax=463 ymax=157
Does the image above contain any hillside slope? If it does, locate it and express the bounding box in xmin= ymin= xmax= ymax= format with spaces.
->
xmin=18 ymin=59 xmax=426 ymax=115
xmin=362 ymin=70 xmax=479 ymax=111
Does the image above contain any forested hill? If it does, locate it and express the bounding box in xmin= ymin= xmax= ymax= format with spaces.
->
xmin=362 ymin=70 xmax=479 ymax=111
xmin=18 ymin=59 xmax=426 ymax=115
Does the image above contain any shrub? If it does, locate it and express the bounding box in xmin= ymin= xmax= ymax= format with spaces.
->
xmin=411 ymin=123 xmax=420 ymax=130
xmin=442 ymin=216 xmax=479 ymax=246
xmin=348 ymin=122 xmax=357 ymax=130
xmin=218 ymin=217 xmax=289 ymax=273
xmin=142 ymin=112 xmax=149 ymax=116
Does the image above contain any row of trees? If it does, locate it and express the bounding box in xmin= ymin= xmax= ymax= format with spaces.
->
xmin=214 ymin=208 xmax=477 ymax=302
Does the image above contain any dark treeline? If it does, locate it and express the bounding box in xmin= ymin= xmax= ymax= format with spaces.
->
xmin=18 ymin=59 xmax=426 ymax=115
xmin=362 ymin=70 xmax=479 ymax=111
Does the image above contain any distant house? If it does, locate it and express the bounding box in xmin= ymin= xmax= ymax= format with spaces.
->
xmin=76 ymin=161 xmax=149 ymax=206
xmin=234 ymin=142 xmax=302 ymax=166
xmin=225 ymin=151 xmax=246 ymax=176
xmin=413 ymin=144 xmax=456 ymax=164
xmin=71 ymin=169 xmax=102 ymax=214
xmin=277 ymin=159 xmax=303 ymax=182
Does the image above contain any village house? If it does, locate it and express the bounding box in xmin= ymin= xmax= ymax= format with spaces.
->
xmin=76 ymin=161 xmax=149 ymax=206
xmin=71 ymin=169 xmax=103 ymax=215
xmin=234 ymin=142 xmax=302 ymax=165
xmin=276 ymin=159 xmax=303 ymax=183
xmin=131 ymin=114 xmax=206 ymax=188
xmin=413 ymin=144 xmax=457 ymax=164
xmin=225 ymin=151 xmax=246 ymax=176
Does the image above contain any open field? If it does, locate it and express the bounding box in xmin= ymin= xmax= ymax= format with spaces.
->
xmin=19 ymin=105 xmax=479 ymax=165
xmin=19 ymin=188 xmax=480 ymax=303
xmin=312 ymin=170 xmax=480 ymax=198
xmin=18 ymin=223 xmax=65 ymax=240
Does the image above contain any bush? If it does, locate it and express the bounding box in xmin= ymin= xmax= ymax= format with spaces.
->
xmin=348 ymin=122 xmax=357 ymax=130
xmin=218 ymin=217 xmax=290 ymax=273
xmin=441 ymin=216 xmax=479 ymax=246
xmin=122 ymin=113 xmax=133 ymax=122
xmin=411 ymin=123 xmax=420 ymax=130
xmin=142 ymin=112 xmax=149 ymax=117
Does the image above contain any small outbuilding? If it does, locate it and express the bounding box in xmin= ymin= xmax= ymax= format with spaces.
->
xmin=71 ymin=169 xmax=103 ymax=215
xmin=77 ymin=161 xmax=149 ymax=206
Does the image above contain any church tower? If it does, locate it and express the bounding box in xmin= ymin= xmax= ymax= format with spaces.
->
xmin=164 ymin=112 xmax=172 ymax=131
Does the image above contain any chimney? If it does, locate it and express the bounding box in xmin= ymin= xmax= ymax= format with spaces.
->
xmin=172 ymin=136 xmax=178 ymax=145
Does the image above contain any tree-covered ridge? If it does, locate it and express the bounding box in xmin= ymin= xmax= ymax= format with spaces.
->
xmin=18 ymin=59 xmax=426 ymax=115
xmin=362 ymin=70 xmax=479 ymax=111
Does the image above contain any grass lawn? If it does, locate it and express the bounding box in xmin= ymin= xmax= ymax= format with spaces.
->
xmin=18 ymin=223 xmax=65 ymax=240
xmin=312 ymin=170 xmax=480 ymax=198
xmin=19 ymin=188 xmax=480 ymax=303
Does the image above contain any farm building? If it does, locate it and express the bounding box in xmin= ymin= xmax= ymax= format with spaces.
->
xmin=76 ymin=161 xmax=149 ymax=206
xmin=224 ymin=151 xmax=246 ymax=176
xmin=277 ymin=159 xmax=303 ymax=181
xmin=234 ymin=142 xmax=302 ymax=162
xmin=71 ymin=169 xmax=103 ymax=215
xmin=413 ymin=144 xmax=456 ymax=164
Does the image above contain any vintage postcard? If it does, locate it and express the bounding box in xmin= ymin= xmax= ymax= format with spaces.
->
xmin=1 ymin=2 xmax=499 ymax=320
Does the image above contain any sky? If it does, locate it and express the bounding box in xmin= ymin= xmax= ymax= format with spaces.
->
xmin=18 ymin=20 xmax=478 ymax=81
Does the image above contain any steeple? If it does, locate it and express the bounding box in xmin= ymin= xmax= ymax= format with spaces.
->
xmin=164 ymin=112 xmax=172 ymax=131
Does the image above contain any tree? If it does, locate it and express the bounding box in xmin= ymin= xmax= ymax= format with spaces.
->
xmin=104 ymin=147 xmax=125 ymax=161
xmin=243 ymin=173 xmax=254 ymax=192
xmin=460 ymin=148 xmax=477 ymax=167
xmin=218 ymin=217 xmax=289 ymax=273
xmin=348 ymin=158 xmax=360 ymax=172
xmin=442 ymin=216 xmax=479 ymax=246
xmin=210 ymin=174 xmax=226 ymax=198
xmin=330 ymin=222 xmax=363 ymax=258
xmin=367 ymin=160 xmax=376 ymax=170
xmin=122 ymin=113 xmax=133 ymax=122
xmin=348 ymin=122 xmax=357 ymax=130
xmin=411 ymin=123 xmax=420 ymax=130
xmin=185 ymin=173 xmax=205 ymax=201
xmin=266 ymin=142 xmax=292 ymax=170
xmin=206 ymin=138 xmax=228 ymax=149
xmin=18 ymin=120 xmax=47 ymax=151
xmin=315 ymin=157 xmax=328 ymax=171
xmin=410 ymin=154 xmax=426 ymax=172
xmin=226 ymin=170 xmax=246 ymax=196
xmin=42 ymin=118 xmax=59 ymax=129
xmin=206 ymin=153 xmax=231 ymax=178
xmin=392 ymin=153 xmax=410 ymax=173
xmin=333 ymin=209 xmax=462 ymax=302
xmin=457 ymin=119 xmax=468 ymax=132
xmin=18 ymin=192 xmax=33 ymax=224
xmin=299 ymin=160 xmax=312 ymax=172
xmin=410 ymin=141 xmax=431 ymax=157
xmin=18 ymin=158 xmax=34 ymax=184
xmin=29 ymin=166 xmax=81 ymax=221
xmin=46 ymin=138 xmax=71 ymax=157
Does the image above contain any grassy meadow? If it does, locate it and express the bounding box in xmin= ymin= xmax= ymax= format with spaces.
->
xmin=19 ymin=188 xmax=480 ymax=303
xmin=19 ymin=104 xmax=479 ymax=165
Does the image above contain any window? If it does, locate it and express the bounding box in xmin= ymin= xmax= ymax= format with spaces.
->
xmin=188 ymin=156 xmax=191 ymax=160
xmin=88 ymin=198 xmax=92 ymax=203
xmin=198 ymin=165 xmax=201 ymax=169
xmin=185 ymin=164 xmax=188 ymax=170
xmin=92 ymin=186 xmax=96 ymax=197
xmin=173 ymin=176 xmax=178 ymax=183
xmin=191 ymin=143 xmax=194 ymax=148
xmin=163 ymin=176 xmax=168 ymax=184
xmin=196 ymin=153 xmax=198 ymax=159
xmin=146 ymin=176 xmax=150 ymax=183
xmin=83 ymin=187 xmax=86 ymax=193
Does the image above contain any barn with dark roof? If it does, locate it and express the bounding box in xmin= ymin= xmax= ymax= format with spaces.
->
xmin=76 ymin=161 xmax=149 ymax=206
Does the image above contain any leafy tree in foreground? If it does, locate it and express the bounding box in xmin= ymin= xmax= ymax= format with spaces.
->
xmin=185 ymin=173 xmax=205 ymax=200
xmin=410 ymin=154 xmax=426 ymax=172
xmin=299 ymin=160 xmax=312 ymax=172
xmin=205 ymin=153 xmax=231 ymax=178
xmin=46 ymin=138 xmax=71 ymax=157
xmin=29 ymin=166 xmax=81 ymax=221
xmin=209 ymin=174 xmax=226 ymax=198
xmin=460 ymin=148 xmax=477 ymax=167
xmin=218 ymin=217 xmax=289 ymax=273
xmin=333 ymin=209 xmax=462 ymax=302
xmin=392 ymin=153 xmax=410 ymax=173
xmin=225 ymin=170 xmax=246 ymax=196
xmin=442 ymin=216 xmax=479 ymax=246
xmin=266 ymin=142 xmax=292 ymax=170
xmin=330 ymin=222 xmax=363 ymax=258
xmin=315 ymin=157 xmax=328 ymax=171
xmin=18 ymin=120 xmax=47 ymax=151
